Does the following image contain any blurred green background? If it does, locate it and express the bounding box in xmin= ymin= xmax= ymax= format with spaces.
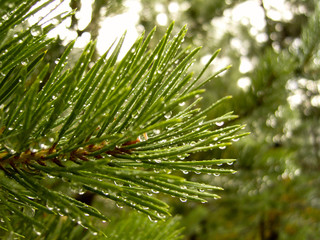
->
xmin=26 ymin=0 xmax=320 ymax=239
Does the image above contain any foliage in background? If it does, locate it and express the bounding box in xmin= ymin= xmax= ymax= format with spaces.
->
xmin=127 ymin=0 xmax=320 ymax=239
xmin=0 ymin=0 xmax=246 ymax=239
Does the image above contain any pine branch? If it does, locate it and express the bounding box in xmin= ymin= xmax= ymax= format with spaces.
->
xmin=0 ymin=1 xmax=248 ymax=238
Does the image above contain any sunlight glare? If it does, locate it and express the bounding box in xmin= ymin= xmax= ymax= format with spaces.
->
xmin=96 ymin=0 xmax=141 ymax=58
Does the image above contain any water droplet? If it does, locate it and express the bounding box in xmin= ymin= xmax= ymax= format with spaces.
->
xmin=155 ymin=159 xmax=161 ymax=163
xmin=195 ymin=166 xmax=203 ymax=171
xmin=164 ymin=111 xmax=172 ymax=119
xmin=102 ymin=190 xmax=109 ymax=196
xmin=33 ymin=226 xmax=41 ymax=236
xmin=30 ymin=25 xmax=42 ymax=36
xmin=214 ymin=173 xmax=220 ymax=177
xmin=182 ymin=170 xmax=189 ymax=174
xmin=151 ymin=189 xmax=159 ymax=194
xmin=157 ymin=213 xmax=166 ymax=219
xmin=227 ymin=161 xmax=234 ymax=165
xmin=179 ymin=198 xmax=187 ymax=202
xmin=132 ymin=111 xmax=139 ymax=119
xmin=179 ymin=102 xmax=185 ymax=106
xmin=153 ymin=129 xmax=160 ymax=134
xmin=215 ymin=121 xmax=224 ymax=127
xmin=148 ymin=215 xmax=158 ymax=223
xmin=40 ymin=143 xmax=48 ymax=149
xmin=219 ymin=146 xmax=226 ymax=150
xmin=46 ymin=201 xmax=54 ymax=211
xmin=232 ymin=138 xmax=240 ymax=142
xmin=116 ymin=203 xmax=123 ymax=208
xmin=114 ymin=181 xmax=123 ymax=186
xmin=2 ymin=14 xmax=9 ymax=21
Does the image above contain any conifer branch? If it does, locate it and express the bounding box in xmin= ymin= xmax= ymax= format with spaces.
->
xmin=0 ymin=1 xmax=248 ymax=238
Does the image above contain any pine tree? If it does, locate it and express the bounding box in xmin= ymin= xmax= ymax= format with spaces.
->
xmin=0 ymin=1 xmax=247 ymax=238
xmin=133 ymin=0 xmax=320 ymax=239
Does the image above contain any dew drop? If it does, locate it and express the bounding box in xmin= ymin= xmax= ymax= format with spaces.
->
xmin=46 ymin=201 xmax=54 ymax=211
xmin=219 ymin=146 xmax=226 ymax=150
xmin=227 ymin=161 xmax=234 ymax=165
xmin=148 ymin=215 xmax=158 ymax=223
xmin=157 ymin=213 xmax=166 ymax=219
xmin=179 ymin=198 xmax=187 ymax=202
xmin=164 ymin=111 xmax=172 ymax=119
xmin=30 ymin=25 xmax=42 ymax=36
xmin=2 ymin=14 xmax=9 ymax=21
xmin=182 ymin=170 xmax=189 ymax=174
xmin=102 ymin=191 xmax=109 ymax=196
xmin=132 ymin=112 xmax=139 ymax=119
xmin=215 ymin=121 xmax=224 ymax=127
xmin=232 ymin=138 xmax=240 ymax=142
xmin=214 ymin=173 xmax=220 ymax=177
xmin=33 ymin=226 xmax=41 ymax=236
xmin=40 ymin=143 xmax=49 ymax=149
xmin=116 ymin=203 xmax=124 ymax=209
xmin=114 ymin=181 xmax=123 ymax=186
xmin=153 ymin=129 xmax=160 ymax=134
xmin=194 ymin=166 xmax=202 ymax=173
xmin=151 ymin=189 xmax=159 ymax=194
xmin=179 ymin=102 xmax=185 ymax=106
